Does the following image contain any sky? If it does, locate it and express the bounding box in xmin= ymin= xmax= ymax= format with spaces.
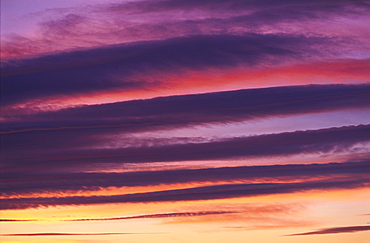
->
xmin=0 ymin=0 xmax=370 ymax=242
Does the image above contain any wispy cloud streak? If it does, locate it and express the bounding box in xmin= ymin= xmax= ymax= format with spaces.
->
xmin=0 ymin=211 xmax=236 ymax=223
xmin=288 ymin=225 xmax=370 ymax=236
xmin=0 ymin=219 xmax=32 ymax=222
xmin=68 ymin=211 xmax=236 ymax=222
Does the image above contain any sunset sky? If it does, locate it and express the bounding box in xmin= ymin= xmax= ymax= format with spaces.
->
xmin=1 ymin=0 xmax=370 ymax=242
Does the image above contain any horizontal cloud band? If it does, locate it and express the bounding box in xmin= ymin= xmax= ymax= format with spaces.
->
xmin=2 ymin=124 xmax=369 ymax=171
xmin=1 ymin=177 xmax=368 ymax=210
xmin=1 ymin=160 xmax=369 ymax=196
xmin=3 ymin=84 xmax=370 ymax=132
xmin=0 ymin=33 xmax=340 ymax=107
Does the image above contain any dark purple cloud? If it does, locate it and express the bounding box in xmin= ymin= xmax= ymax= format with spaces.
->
xmin=1 ymin=84 xmax=369 ymax=173
xmin=0 ymin=34 xmax=337 ymax=107
xmin=1 ymin=178 xmax=368 ymax=210
xmin=1 ymin=160 xmax=369 ymax=196
xmin=1 ymin=84 xmax=369 ymax=175
xmin=98 ymin=0 xmax=370 ymax=40
xmin=114 ymin=0 xmax=369 ymax=12
xmin=103 ymin=0 xmax=370 ymax=29
xmin=2 ymin=84 xmax=370 ymax=132
xmin=1 ymin=124 xmax=369 ymax=172
xmin=288 ymin=225 xmax=370 ymax=236
xmin=3 ymin=0 xmax=368 ymax=59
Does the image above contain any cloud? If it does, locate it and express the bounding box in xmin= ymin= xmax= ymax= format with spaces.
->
xmin=2 ymin=124 xmax=369 ymax=172
xmin=3 ymin=83 xmax=370 ymax=132
xmin=1 ymin=84 xmax=369 ymax=174
xmin=1 ymin=159 xmax=369 ymax=196
xmin=2 ymin=84 xmax=369 ymax=173
xmin=1 ymin=33 xmax=338 ymax=107
xmin=67 ymin=211 xmax=236 ymax=222
xmin=1 ymin=83 xmax=368 ymax=175
xmin=1 ymin=203 xmax=309 ymax=228
xmin=1 ymin=177 xmax=368 ymax=210
xmin=162 ymin=203 xmax=311 ymax=226
xmin=0 ymin=219 xmax=32 ymax=222
xmin=0 ymin=211 xmax=236 ymax=223
xmin=2 ymin=0 xmax=368 ymax=58
xmin=115 ymin=0 xmax=369 ymax=12
xmin=287 ymin=225 xmax=370 ymax=236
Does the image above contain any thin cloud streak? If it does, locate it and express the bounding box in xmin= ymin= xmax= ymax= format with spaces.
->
xmin=287 ymin=225 xmax=370 ymax=236
xmin=0 ymin=219 xmax=32 ymax=222
xmin=0 ymin=211 xmax=237 ymax=223
xmin=68 ymin=211 xmax=237 ymax=222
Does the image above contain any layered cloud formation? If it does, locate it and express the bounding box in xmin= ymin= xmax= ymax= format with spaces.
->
xmin=1 ymin=0 xmax=369 ymax=242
